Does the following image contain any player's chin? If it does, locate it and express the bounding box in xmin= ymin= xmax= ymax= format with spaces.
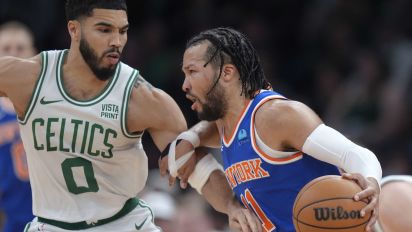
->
xmin=101 ymin=62 xmax=118 ymax=71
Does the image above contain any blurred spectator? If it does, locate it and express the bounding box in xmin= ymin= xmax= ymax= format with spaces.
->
xmin=174 ymin=191 xmax=215 ymax=232
xmin=324 ymin=50 xmax=387 ymax=142
xmin=0 ymin=21 xmax=34 ymax=232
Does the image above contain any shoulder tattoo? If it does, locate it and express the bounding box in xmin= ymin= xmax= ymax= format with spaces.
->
xmin=134 ymin=75 xmax=153 ymax=90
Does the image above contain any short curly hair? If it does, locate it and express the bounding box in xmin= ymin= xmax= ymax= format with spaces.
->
xmin=65 ymin=0 xmax=127 ymax=21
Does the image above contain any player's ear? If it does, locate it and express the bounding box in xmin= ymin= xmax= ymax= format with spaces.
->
xmin=222 ymin=64 xmax=237 ymax=82
xmin=67 ymin=20 xmax=81 ymax=42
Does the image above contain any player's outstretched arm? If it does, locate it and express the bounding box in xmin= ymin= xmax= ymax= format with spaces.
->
xmin=255 ymin=99 xmax=381 ymax=231
xmin=0 ymin=55 xmax=41 ymax=116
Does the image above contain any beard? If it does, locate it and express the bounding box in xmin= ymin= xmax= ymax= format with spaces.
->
xmin=197 ymin=79 xmax=227 ymax=121
xmin=79 ymin=37 xmax=120 ymax=81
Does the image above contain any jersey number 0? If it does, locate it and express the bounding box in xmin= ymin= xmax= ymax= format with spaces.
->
xmin=61 ymin=157 xmax=99 ymax=194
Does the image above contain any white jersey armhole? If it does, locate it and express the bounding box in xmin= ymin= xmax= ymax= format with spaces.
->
xmin=253 ymin=127 xmax=299 ymax=158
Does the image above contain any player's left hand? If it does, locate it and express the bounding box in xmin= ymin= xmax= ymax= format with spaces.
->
xmin=227 ymin=199 xmax=263 ymax=232
xmin=158 ymin=139 xmax=198 ymax=189
xmin=343 ymin=173 xmax=380 ymax=232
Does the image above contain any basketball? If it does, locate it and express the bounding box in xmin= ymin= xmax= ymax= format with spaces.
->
xmin=293 ymin=175 xmax=371 ymax=232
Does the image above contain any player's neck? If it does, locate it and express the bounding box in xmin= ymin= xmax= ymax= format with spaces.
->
xmin=62 ymin=49 xmax=111 ymax=101
xmin=221 ymin=93 xmax=249 ymax=138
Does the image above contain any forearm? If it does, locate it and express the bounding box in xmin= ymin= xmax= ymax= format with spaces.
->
xmin=302 ymin=124 xmax=382 ymax=182
xmin=201 ymin=169 xmax=238 ymax=214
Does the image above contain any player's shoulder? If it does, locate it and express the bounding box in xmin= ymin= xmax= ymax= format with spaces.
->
xmin=256 ymin=99 xmax=311 ymax=119
xmin=128 ymin=74 xmax=177 ymax=119
xmin=255 ymin=98 xmax=321 ymax=130
xmin=126 ymin=74 xmax=183 ymax=132
xmin=129 ymin=74 xmax=169 ymax=105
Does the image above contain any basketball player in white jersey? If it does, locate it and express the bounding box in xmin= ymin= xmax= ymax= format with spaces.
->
xmin=375 ymin=175 xmax=412 ymax=232
xmin=0 ymin=1 xmax=262 ymax=231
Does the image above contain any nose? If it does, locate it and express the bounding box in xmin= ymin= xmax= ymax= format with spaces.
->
xmin=182 ymin=76 xmax=191 ymax=93
xmin=110 ymin=34 xmax=122 ymax=48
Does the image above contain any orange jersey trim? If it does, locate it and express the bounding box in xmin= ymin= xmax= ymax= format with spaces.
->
xmin=222 ymin=99 xmax=252 ymax=146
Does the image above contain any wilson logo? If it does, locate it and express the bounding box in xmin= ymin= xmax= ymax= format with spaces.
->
xmin=314 ymin=206 xmax=362 ymax=221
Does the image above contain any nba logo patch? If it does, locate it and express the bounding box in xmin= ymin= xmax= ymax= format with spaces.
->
xmin=237 ymin=129 xmax=249 ymax=145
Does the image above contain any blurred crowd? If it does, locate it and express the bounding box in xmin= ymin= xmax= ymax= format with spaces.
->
xmin=1 ymin=0 xmax=412 ymax=231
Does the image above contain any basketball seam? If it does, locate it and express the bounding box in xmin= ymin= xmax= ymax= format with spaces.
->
xmin=293 ymin=176 xmax=340 ymax=216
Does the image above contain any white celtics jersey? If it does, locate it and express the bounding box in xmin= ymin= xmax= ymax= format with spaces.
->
xmin=18 ymin=50 xmax=148 ymax=222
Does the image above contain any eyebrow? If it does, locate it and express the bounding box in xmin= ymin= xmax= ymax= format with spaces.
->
xmin=182 ymin=64 xmax=195 ymax=71
xmin=94 ymin=22 xmax=129 ymax=30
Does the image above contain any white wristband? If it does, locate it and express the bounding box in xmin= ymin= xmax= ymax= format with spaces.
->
xmin=177 ymin=131 xmax=200 ymax=148
xmin=188 ymin=153 xmax=223 ymax=194
xmin=168 ymin=131 xmax=200 ymax=177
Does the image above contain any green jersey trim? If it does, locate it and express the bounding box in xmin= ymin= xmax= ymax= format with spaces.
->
xmin=23 ymin=222 xmax=31 ymax=232
xmin=18 ymin=51 xmax=48 ymax=125
xmin=37 ymin=198 xmax=140 ymax=230
xmin=138 ymin=199 xmax=155 ymax=222
xmin=56 ymin=50 xmax=121 ymax=106
xmin=120 ymin=69 xmax=142 ymax=138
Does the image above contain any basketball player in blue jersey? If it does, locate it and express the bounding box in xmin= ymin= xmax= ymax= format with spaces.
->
xmin=0 ymin=2 xmax=261 ymax=232
xmin=0 ymin=21 xmax=36 ymax=232
xmin=161 ymin=27 xmax=382 ymax=232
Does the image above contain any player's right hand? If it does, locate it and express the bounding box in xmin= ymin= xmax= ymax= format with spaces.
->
xmin=343 ymin=173 xmax=380 ymax=232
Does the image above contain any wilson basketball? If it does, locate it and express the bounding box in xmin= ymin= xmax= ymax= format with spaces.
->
xmin=293 ymin=175 xmax=371 ymax=232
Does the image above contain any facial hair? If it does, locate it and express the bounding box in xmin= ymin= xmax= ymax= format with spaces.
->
xmin=197 ymin=72 xmax=227 ymax=121
xmin=79 ymin=37 xmax=120 ymax=81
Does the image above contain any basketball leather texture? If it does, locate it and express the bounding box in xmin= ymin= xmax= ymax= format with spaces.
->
xmin=293 ymin=175 xmax=371 ymax=232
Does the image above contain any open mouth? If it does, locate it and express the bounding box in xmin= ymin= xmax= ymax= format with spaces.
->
xmin=186 ymin=94 xmax=200 ymax=110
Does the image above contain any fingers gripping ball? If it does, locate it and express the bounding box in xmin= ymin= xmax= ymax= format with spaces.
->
xmin=293 ymin=175 xmax=371 ymax=232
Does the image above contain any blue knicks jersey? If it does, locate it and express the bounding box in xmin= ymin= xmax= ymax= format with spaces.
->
xmin=221 ymin=90 xmax=340 ymax=232
xmin=0 ymin=99 xmax=33 ymax=232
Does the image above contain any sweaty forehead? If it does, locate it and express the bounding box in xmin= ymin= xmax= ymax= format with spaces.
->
xmin=85 ymin=9 xmax=128 ymax=27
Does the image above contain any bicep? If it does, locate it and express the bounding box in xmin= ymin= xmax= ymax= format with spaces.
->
xmin=282 ymin=101 xmax=323 ymax=150
xmin=255 ymin=100 xmax=322 ymax=151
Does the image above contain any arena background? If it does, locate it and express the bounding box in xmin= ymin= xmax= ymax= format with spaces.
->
xmin=1 ymin=0 xmax=411 ymax=231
